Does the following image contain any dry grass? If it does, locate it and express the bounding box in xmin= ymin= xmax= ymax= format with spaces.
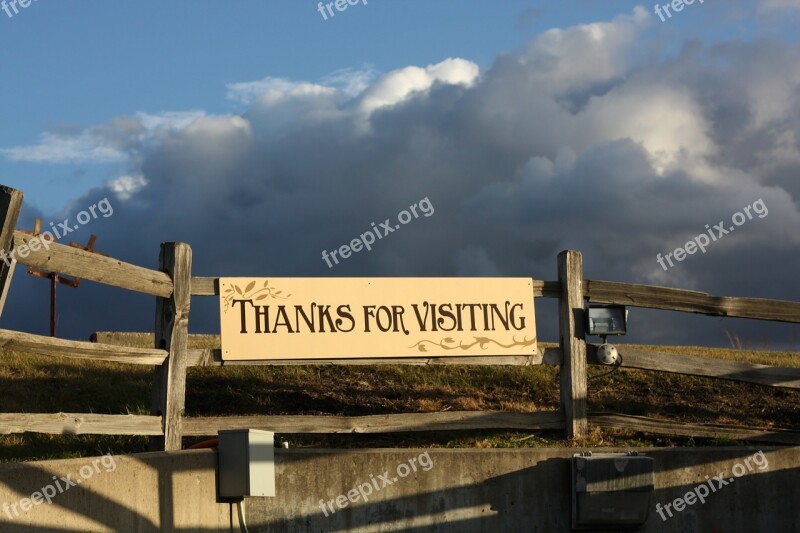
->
xmin=1 ymin=335 xmax=798 ymax=462
xmin=622 ymin=343 xmax=799 ymax=368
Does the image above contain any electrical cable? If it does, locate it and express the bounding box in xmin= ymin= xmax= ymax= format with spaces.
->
xmin=588 ymin=352 xmax=623 ymax=381
xmin=237 ymin=499 xmax=249 ymax=533
xmin=186 ymin=438 xmax=219 ymax=450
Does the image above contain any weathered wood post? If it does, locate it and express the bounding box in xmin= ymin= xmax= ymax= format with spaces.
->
xmin=558 ymin=250 xmax=588 ymax=439
xmin=0 ymin=186 xmax=23 ymax=318
xmin=150 ymin=242 xmax=192 ymax=451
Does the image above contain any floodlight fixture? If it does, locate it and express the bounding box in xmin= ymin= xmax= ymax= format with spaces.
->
xmin=586 ymin=304 xmax=628 ymax=337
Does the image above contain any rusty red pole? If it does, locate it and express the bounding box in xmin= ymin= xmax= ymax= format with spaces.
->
xmin=25 ymin=220 xmax=100 ymax=337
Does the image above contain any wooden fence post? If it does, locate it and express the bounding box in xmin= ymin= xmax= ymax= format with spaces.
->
xmin=558 ymin=249 xmax=587 ymax=439
xmin=150 ymin=242 xmax=192 ymax=451
xmin=0 ymin=186 xmax=23 ymax=319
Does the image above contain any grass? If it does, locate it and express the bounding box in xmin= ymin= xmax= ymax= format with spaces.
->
xmin=1 ymin=334 xmax=798 ymax=462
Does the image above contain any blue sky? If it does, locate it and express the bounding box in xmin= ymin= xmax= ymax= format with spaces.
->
xmin=1 ymin=0 xmax=767 ymax=211
xmin=1 ymin=0 xmax=800 ymax=346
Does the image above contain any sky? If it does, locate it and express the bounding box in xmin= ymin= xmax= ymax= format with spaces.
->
xmin=1 ymin=0 xmax=800 ymax=348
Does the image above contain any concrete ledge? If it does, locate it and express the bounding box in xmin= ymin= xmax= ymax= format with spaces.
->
xmin=0 ymin=449 xmax=232 ymax=532
xmin=254 ymin=447 xmax=800 ymax=532
xmin=0 ymin=447 xmax=798 ymax=532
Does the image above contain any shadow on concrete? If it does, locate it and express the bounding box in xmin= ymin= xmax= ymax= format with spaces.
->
xmin=247 ymin=447 xmax=800 ymax=533
xmin=0 ymin=447 xmax=797 ymax=532
xmin=0 ymin=450 xmax=229 ymax=532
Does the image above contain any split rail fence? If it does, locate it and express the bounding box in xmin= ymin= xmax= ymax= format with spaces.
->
xmin=1 ymin=184 xmax=800 ymax=451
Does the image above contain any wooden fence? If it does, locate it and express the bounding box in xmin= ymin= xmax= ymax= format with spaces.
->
xmin=1 ymin=184 xmax=800 ymax=451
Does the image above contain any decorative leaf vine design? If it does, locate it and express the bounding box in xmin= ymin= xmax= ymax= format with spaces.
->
xmin=222 ymin=279 xmax=291 ymax=312
xmin=409 ymin=336 xmax=536 ymax=353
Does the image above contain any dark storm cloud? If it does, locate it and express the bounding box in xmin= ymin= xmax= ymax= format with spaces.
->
xmin=3 ymin=7 xmax=799 ymax=348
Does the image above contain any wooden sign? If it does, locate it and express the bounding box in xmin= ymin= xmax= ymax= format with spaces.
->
xmin=219 ymin=278 xmax=537 ymax=361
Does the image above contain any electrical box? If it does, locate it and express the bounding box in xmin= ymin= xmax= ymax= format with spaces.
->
xmin=572 ymin=452 xmax=653 ymax=529
xmin=217 ymin=429 xmax=276 ymax=499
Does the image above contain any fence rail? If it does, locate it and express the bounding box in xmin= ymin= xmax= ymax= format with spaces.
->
xmin=590 ymin=345 xmax=800 ymax=389
xmin=0 ymin=184 xmax=798 ymax=450
xmin=13 ymin=231 xmax=173 ymax=298
xmin=0 ymin=413 xmax=163 ymax=436
xmin=0 ymin=329 xmax=168 ymax=365
xmin=183 ymin=411 xmax=565 ymax=435
xmin=589 ymin=413 xmax=800 ymax=445
xmin=586 ymin=280 xmax=800 ymax=323
xmin=3 ymin=411 xmax=799 ymax=445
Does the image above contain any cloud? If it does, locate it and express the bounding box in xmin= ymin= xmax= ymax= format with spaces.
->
xmin=109 ymin=174 xmax=148 ymax=201
xmin=226 ymin=77 xmax=338 ymax=106
xmin=2 ymin=111 xmax=205 ymax=164
xmin=355 ymin=58 xmax=479 ymax=117
xmin=321 ymin=65 xmax=380 ymax=97
xmin=516 ymin=7 xmax=650 ymax=93
xmin=135 ymin=111 xmax=207 ymax=132
xmin=2 ymin=130 xmax=128 ymax=164
xmin=3 ymin=8 xmax=800 ymax=348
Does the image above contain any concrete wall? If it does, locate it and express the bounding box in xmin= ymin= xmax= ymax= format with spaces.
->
xmin=0 ymin=450 xmax=232 ymax=532
xmin=0 ymin=446 xmax=798 ymax=532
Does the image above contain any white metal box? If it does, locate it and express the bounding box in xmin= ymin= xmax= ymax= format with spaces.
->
xmin=217 ymin=429 xmax=276 ymax=498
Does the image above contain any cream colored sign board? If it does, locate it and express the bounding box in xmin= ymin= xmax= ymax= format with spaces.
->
xmin=219 ymin=278 xmax=536 ymax=361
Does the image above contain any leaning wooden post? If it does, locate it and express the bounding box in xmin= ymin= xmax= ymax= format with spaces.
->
xmin=150 ymin=242 xmax=192 ymax=451
xmin=558 ymin=250 xmax=588 ymax=439
xmin=0 ymin=186 xmax=24 ymax=318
